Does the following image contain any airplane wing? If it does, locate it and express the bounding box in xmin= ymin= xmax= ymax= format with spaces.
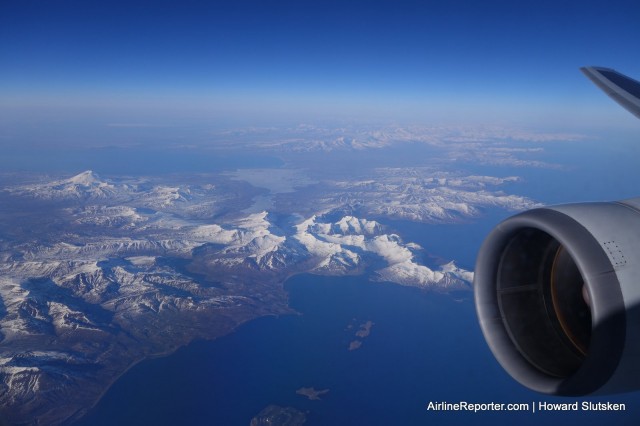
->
xmin=580 ymin=66 xmax=640 ymax=119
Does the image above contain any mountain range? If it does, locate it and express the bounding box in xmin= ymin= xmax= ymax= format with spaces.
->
xmin=0 ymin=171 xmax=474 ymax=425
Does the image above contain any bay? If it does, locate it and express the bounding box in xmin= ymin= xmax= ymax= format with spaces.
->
xmin=74 ymin=275 xmax=638 ymax=426
xmin=75 ymin=275 xmax=484 ymax=425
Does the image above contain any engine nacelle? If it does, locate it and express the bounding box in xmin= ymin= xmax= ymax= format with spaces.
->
xmin=475 ymin=198 xmax=640 ymax=395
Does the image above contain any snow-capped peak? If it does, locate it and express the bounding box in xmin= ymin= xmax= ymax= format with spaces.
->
xmin=67 ymin=170 xmax=101 ymax=186
xmin=234 ymin=211 xmax=271 ymax=230
xmin=335 ymin=216 xmax=381 ymax=235
xmin=5 ymin=170 xmax=122 ymax=200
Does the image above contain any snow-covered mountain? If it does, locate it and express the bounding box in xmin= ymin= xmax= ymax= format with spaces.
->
xmin=5 ymin=171 xmax=225 ymax=216
xmin=0 ymin=170 xmax=478 ymax=425
xmin=230 ymin=124 xmax=582 ymax=163
xmin=8 ymin=170 xmax=122 ymax=200
xmin=276 ymin=167 xmax=541 ymax=223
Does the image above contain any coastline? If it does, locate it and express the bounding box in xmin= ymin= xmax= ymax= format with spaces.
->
xmin=66 ymin=308 xmax=294 ymax=425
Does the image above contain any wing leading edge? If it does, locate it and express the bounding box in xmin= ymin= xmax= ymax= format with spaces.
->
xmin=581 ymin=66 xmax=640 ymax=119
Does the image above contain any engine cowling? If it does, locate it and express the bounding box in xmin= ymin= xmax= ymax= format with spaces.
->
xmin=474 ymin=198 xmax=640 ymax=395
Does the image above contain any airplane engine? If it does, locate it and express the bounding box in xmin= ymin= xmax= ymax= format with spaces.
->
xmin=474 ymin=198 xmax=640 ymax=395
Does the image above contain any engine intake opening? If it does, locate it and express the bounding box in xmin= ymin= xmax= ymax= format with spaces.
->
xmin=497 ymin=228 xmax=592 ymax=378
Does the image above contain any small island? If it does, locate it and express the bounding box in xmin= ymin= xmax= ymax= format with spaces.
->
xmin=250 ymin=405 xmax=307 ymax=426
xmin=348 ymin=320 xmax=374 ymax=351
xmin=348 ymin=340 xmax=363 ymax=351
xmin=355 ymin=320 xmax=374 ymax=338
xmin=296 ymin=387 xmax=330 ymax=401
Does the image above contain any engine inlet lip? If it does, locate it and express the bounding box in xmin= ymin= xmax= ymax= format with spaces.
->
xmin=475 ymin=208 xmax=626 ymax=395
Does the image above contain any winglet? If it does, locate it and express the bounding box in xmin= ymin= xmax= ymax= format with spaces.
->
xmin=581 ymin=66 xmax=640 ymax=119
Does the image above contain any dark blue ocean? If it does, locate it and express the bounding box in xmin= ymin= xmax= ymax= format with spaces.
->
xmin=75 ymin=272 xmax=638 ymax=426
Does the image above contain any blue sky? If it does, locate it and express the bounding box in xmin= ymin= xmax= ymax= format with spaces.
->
xmin=2 ymin=0 xmax=640 ymax=131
